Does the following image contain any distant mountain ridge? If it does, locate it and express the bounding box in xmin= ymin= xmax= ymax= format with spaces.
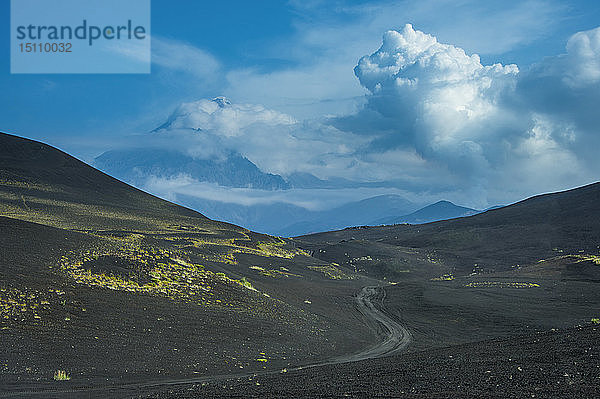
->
xmin=90 ymin=97 xmax=487 ymax=235
xmin=173 ymin=194 xmax=484 ymax=237
xmin=374 ymin=200 xmax=480 ymax=225
xmin=91 ymin=146 xmax=488 ymax=236
xmin=94 ymin=148 xmax=289 ymax=190
xmin=278 ymin=194 xmax=418 ymax=236
xmin=300 ymin=181 xmax=600 ymax=274
xmin=93 ymin=147 xmax=487 ymax=236
xmin=175 ymin=194 xmax=419 ymax=237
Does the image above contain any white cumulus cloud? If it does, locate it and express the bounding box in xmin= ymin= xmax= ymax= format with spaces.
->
xmin=354 ymin=24 xmax=518 ymax=152
xmin=160 ymin=97 xmax=296 ymax=137
xmin=153 ymin=97 xmax=369 ymax=179
xmin=126 ymin=24 xmax=600 ymax=211
xmin=336 ymin=24 xmax=599 ymax=205
xmin=563 ymin=27 xmax=600 ymax=87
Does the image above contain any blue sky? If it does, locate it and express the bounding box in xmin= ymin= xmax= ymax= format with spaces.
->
xmin=2 ymin=0 xmax=600 ymax=209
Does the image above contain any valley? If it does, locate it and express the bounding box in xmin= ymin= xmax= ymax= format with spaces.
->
xmin=0 ymin=132 xmax=598 ymax=398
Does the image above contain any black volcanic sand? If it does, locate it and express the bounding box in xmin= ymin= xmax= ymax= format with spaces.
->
xmin=138 ymin=325 xmax=600 ymax=399
xmin=1 ymin=133 xmax=600 ymax=398
xmin=0 ymin=133 xmax=374 ymax=392
xmin=0 ymin=216 xmax=374 ymax=391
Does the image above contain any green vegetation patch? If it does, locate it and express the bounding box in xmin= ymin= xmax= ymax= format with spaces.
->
xmin=58 ymin=246 xmax=259 ymax=308
xmin=0 ymin=286 xmax=58 ymax=324
xmin=249 ymin=266 xmax=302 ymax=279
xmin=161 ymin=236 xmax=308 ymax=264
xmin=538 ymin=254 xmax=600 ymax=265
xmin=308 ymin=263 xmax=354 ymax=280
xmin=464 ymin=281 xmax=540 ymax=288
xmin=431 ymin=273 xmax=455 ymax=281
xmin=255 ymin=239 xmax=309 ymax=259
xmin=53 ymin=370 xmax=70 ymax=381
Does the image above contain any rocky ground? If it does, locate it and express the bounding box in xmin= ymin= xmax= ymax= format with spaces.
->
xmin=137 ymin=324 xmax=600 ymax=399
xmin=1 ymin=133 xmax=599 ymax=398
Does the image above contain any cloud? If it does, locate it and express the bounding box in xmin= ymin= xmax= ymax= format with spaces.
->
xmin=353 ymin=24 xmax=518 ymax=148
xmin=346 ymin=24 xmax=520 ymax=187
xmin=290 ymin=0 xmax=565 ymax=57
xmin=159 ymin=97 xmax=295 ymax=137
xmin=518 ymin=26 xmax=600 ymax=90
xmin=104 ymin=36 xmax=220 ymax=80
xmin=152 ymin=37 xmax=221 ymax=79
xmin=106 ymin=37 xmax=150 ymax=64
xmin=224 ymin=61 xmax=367 ymax=120
xmin=504 ymin=26 xmax=600 ymax=195
xmin=141 ymin=174 xmax=440 ymax=211
xmin=150 ymin=97 xmax=369 ymax=179
xmin=119 ymin=24 xmax=600 ymax=212
xmin=387 ymin=0 xmax=566 ymax=55
xmin=334 ymin=24 xmax=600 ymax=205
xmin=562 ymin=27 xmax=600 ymax=87
xmin=222 ymin=0 xmax=567 ymax=121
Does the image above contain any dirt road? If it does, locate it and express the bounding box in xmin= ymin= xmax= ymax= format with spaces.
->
xmin=0 ymin=285 xmax=410 ymax=398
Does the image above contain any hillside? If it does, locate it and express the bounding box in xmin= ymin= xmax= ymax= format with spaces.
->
xmin=1 ymin=132 xmax=599 ymax=398
xmin=146 ymin=324 xmax=600 ymax=398
xmin=299 ymin=182 xmax=600 ymax=275
xmin=0 ymin=132 xmax=374 ymax=392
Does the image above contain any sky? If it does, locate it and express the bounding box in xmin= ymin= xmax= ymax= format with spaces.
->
xmin=2 ymin=0 xmax=600 ymax=210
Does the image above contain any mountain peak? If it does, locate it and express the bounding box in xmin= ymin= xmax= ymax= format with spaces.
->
xmin=432 ymin=200 xmax=454 ymax=206
xmin=379 ymin=199 xmax=480 ymax=225
xmin=212 ymin=96 xmax=231 ymax=108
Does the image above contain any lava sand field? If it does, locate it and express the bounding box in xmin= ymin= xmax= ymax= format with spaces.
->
xmin=1 ymin=132 xmax=599 ymax=398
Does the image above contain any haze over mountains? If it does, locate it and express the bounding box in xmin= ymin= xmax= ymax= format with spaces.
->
xmin=93 ymin=146 xmax=483 ymax=235
xmin=95 ymin=148 xmax=289 ymax=190
xmin=374 ymin=200 xmax=479 ymax=225
xmin=92 ymin=98 xmax=488 ymax=236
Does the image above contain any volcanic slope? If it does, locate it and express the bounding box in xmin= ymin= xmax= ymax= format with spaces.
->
xmin=140 ymin=181 xmax=600 ymax=398
xmin=294 ymin=183 xmax=600 ymax=349
xmin=2 ymin=132 xmax=599 ymax=398
xmin=299 ymin=181 xmax=600 ymax=276
xmin=0 ymin=132 xmax=377 ymax=391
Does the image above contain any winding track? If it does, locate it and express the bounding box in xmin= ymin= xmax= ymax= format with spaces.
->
xmin=345 ymin=285 xmax=412 ymax=361
xmin=0 ymin=285 xmax=411 ymax=397
xmin=295 ymin=285 xmax=412 ymax=369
